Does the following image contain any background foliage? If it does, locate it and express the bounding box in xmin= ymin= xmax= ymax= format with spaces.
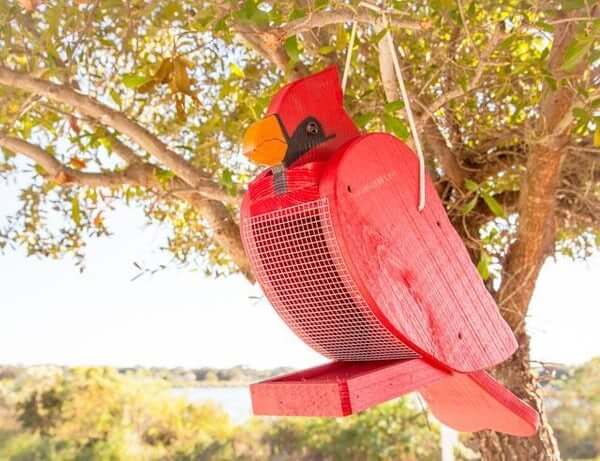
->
xmin=0 ymin=361 xmax=598 ymax=461
xmin=1 ymin=0 xmax=598 ymax=275
xmin=0 ymin=366 xmax=441 ymax=461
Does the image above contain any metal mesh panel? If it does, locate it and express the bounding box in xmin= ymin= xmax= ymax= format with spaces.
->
xmin=242 ymin=198 xmax=417 ymax=361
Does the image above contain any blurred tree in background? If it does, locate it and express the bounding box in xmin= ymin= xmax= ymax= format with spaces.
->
xmin=546 ymin=358 xmax=600 ymax=460
xmin=1 ymin=0 xmax=599 ymax=459
xmin=0 ymin=366 xmax=442 ymax=460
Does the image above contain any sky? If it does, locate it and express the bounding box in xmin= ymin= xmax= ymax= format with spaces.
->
xmin=0 ymin=182 xmax=599 ymax=370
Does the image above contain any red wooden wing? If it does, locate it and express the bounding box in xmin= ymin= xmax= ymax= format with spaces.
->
xmin=320 ymin=133 xmax=517 ymax=372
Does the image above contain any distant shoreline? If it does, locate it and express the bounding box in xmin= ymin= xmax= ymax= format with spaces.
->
xmin=0 ymin=364 xmax=292 ymax=389
xmin=173 ymin=381 xmax=252 ymax=388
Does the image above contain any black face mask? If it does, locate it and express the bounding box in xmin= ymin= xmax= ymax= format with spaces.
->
xmin=283 ymin=117 xmax=334 ymax=167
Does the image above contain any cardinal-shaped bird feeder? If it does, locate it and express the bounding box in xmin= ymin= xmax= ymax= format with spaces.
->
xmin=240 ymin=66 xmax=539 ymax=436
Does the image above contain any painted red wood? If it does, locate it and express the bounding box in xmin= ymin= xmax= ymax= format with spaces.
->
xmin=420 ymin=371 xmax=539 ymax=436
xmin=247 ymin=161 xmax=323 ymax=214
xmin=321 ymin=133 xmax=517 ymax=372
xmin=251 ymin=359 xmax=538 ymax=436
xmin=251 ymin=359 xmax=448 ymax=417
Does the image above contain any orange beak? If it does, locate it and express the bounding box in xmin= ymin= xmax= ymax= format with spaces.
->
xmin=243 ymin=115 xmax=288 ymax=166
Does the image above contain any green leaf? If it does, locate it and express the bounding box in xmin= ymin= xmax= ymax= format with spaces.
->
xmin=431 ymin=0 xmax=454 ymax=13
xmin=221 ymin=168 xmax=233 ymax=187
xmin=314 ymin=0 xmax=328 ymax=10
xmin=461 ymin=195 xmax=479 ymax=215
xmin=71 ymin=196 xmax=81 ymax=226
xmin=384 ymin=100 xmax=405 ymax=113
xmin=572 ymin=107 xmax=589 ymax=120
xmin=230 ymin=63 xmax=245 ymax=79
xmin=284 ymin=36 xmax=300 ymax=63
xmin=154 ymin=168 xmax=175 ymax=185
xmin=383 ymin=114 xmax=409 ymax=140
xmin=98 ymin=136 xmax=112 ymax=150
xmin=561 ymin=37 xmax=593 ymax=71
xmin=477 ymin=250 xmax=491 ymax=281
xmin=237 ymin=0 xmax=269 ymax=26
xmin=318 ymin=45 xmax=336 ymax=55
xmin=110 ymin=89 xmax=122 ymax=107
xmin=371 ymin=28 xmax=389 ymax=45
xmin=34 ymin=164 xmax=48 ymax=177
xmin=354 ymin=112 xmax=376 ymax=129
xmin=122 ymin=74 xmax=151 ymax=89
xmin=213 ymin=17 xmax=227 ymax=33
xmin=159 ymin=1 xmax=181 ymax=20
xmin=481 ymin=191 xmax=506 ymax=218
xmin=288 ymin=8 xmax=305 ymax=21
xmin=561 ymin=0 xmax=585 ymax=11
xmin=336 ymin=24 xmax=348 ymax=51
xmin=464 ymin=179 xmax=479 ymax=192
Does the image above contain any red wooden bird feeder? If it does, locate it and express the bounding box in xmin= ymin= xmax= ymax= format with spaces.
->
xmin=239 ymin=66 xmax=539 ymax=437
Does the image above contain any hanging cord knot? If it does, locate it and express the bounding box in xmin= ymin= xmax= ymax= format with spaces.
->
xmin=342 ymin=2 xmax=426 ymax=212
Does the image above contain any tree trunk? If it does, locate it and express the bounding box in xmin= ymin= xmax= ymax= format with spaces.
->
xmin=472 ymin=144 xmax=564 ymax=461
xmin=474 ymin=333 xmax=560 ymax=460
xmin=472 ymin=7 xmax=599 ymax=457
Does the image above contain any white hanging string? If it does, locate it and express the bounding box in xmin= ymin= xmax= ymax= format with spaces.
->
xmin=383 ymin=17 xmax=426 ymax=211
xmin=341 ymin=21 xmax=358 ymax=94
xmin=345 ymin=2 xmax=426 ymax=212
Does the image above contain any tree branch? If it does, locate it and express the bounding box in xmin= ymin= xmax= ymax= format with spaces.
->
xmin=497 ymin=7 xmax=599 ymax=333
xmin=0 ymin=134 xmax=255 ymax=281
xmin=276 ymin=6 xmax=427 ymax=39
xmin=419 ymin=27 xmax=505 ymax=125
xmin=376 ymin=25 xmax=468 ymax=189
xmin=235 ymin=4 xmax=428 ymax=80
xmin=234 ymin=25 xmax=306 ymax=80
xmin=422 ymin=117 xmax=468 ymax=188
xmin=0 ymin=65 xmax=255 ymax=280
xmin=0 ymin=134 xmax=168 ymax=189
xmin=0 ymin=66 xmax=233 ymax=205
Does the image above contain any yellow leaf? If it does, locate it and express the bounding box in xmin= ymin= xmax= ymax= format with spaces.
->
xmin=54 ymin=171 xmax=69 ymax=184
xmin=168 ymin=76 xmax=178 ymax=93
xmin=230 ymin=63 xmax=245 ymax=79
xmin=594 ymin=127 xmax=600 ymax=147
xmin=187 ymin=93 xmax=202 ymax=107
xmin=71 ymin=197 xmax=81 ymax=226
xmin=179 ymin=56 xmax=195 ymax=68
xmin=175 ymin=94 xmax=186 ymax=122
xmin=93 ymin=212 xmax=104 ymax=228
xmin=153 ymin=58 xmax=173 ymax=84
xmin=173 ymin=58 xmax=191 ymax=93
xmin=69 ymin=157 xmax=87 ymax=169
xmin=138 ymin=80 xmax=157 ymax=93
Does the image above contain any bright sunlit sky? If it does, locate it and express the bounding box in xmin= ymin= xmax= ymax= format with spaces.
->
xmin=0 ymin=180 xmax=599 ymax=370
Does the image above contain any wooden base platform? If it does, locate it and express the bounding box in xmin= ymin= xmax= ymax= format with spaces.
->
xmin=250 ymin=359 xmax=538 ymax=437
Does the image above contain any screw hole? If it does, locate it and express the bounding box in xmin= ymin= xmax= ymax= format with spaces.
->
xmin=347 ymin=185 xmax=352 ymax=193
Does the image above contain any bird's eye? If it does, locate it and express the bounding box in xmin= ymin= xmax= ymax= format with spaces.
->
xmin=306 ymin=121 xmax=320 ymax=135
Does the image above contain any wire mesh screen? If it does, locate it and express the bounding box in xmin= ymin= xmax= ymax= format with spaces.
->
xmin=242 ymin=198 xmax=417 ymax=361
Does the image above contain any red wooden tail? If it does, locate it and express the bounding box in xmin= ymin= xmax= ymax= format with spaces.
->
xmin=251 ymin=359 xmax=538 ymax=437
xmin=420 ymin=370 xmax=539 ymax=436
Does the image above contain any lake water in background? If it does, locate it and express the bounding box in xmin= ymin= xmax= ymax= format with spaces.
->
xmin=174 ymin=386 xmax=252 ymax=424
xmin=174 ymin=386 xmax=456 ymax=453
